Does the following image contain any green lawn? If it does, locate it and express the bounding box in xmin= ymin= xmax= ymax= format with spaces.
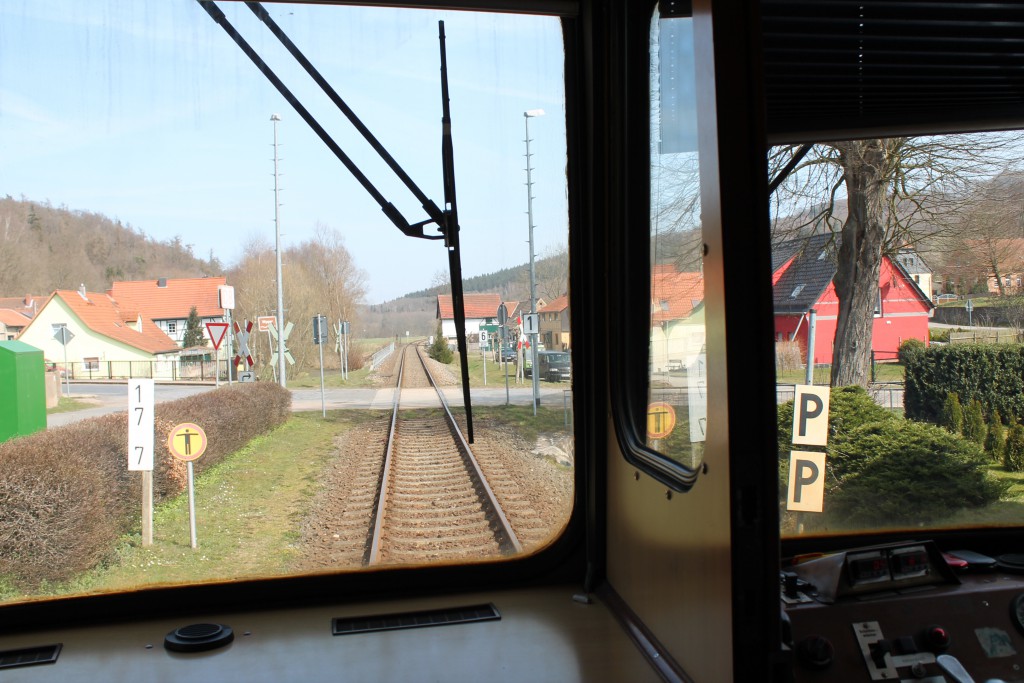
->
xmin=775 ymin=362 xmax=905 ymax=384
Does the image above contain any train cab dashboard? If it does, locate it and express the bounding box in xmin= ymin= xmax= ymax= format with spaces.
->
xmin=5 ymin=0 xmax=1024 ymax=682
xmin=784 ymin=541 xmax=1024 ymax=683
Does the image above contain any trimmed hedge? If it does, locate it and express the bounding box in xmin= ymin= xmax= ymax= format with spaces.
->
xmin=905 ymin=344 xmax=1024 ymax=424
xmin=0 ymin=382 xmax=290 ymax=588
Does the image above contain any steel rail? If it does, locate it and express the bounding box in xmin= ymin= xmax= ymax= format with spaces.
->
xmin=365 ymin=343 xmax=405 ymax=566
xmin=413 ymin=346 xmax=523 ymax=555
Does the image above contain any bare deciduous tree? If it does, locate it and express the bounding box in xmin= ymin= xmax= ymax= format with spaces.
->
xmin=229 ymin=226 xmax=367 ymax=376
xmin=771 ymin=134 xmax=1020 ymax=387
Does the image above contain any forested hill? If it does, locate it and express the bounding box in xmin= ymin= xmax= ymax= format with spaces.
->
xmin=0 ymin=196 xmax=221 ymax=297
xmin=404 ymin=250 xmax=568 ymax=303
xmin=362 ymin=249 xmax=569 ymax=338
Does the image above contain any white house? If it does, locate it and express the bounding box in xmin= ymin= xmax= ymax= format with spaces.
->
xmin=16 ymin=287 xmax=179 ymax=373
xmin=108 ymin=277 xmax=228 ymax=347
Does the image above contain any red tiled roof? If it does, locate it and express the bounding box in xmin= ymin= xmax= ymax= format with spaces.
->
xmin=0 ymin=309 xmax=30 ymax=328
xmin=47 ymin=290 xmax=179 ymax=354
xmin=651 ymin=266 xmax=704 ymax=323
xmin=437 ymin=293 xmax=503 ymax=320
xmin=109 ymin=277 xmax=226 ymax=320
xmin=0 ymin=295 xmax=45 ymax=316
xmin=539 ymin=295 xmax=569 ymax=313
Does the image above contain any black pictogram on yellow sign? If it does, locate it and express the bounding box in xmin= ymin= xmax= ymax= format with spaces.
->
xmin=167 ymin=423 xmax=208 ymax=462
xmin=647 ymin=402 xmax=677 ymax=440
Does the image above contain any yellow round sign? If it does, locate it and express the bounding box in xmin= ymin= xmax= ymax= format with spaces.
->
xmin=167 ymin=423 xmax=207 ymax=462
xmin=647 ymin=402 xmax=677 ymax=440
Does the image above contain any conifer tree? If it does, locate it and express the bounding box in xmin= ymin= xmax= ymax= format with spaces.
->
xmin=1004 ymin=422 xmax=1024 ymax=473
xmin=963 ymin=400 xmax=986 ymax=446
xmin=941 ymin=392 xmax=964 ymax=434
xmin=428 ymin=320 xmax=453 ymax=363
xmin=182 ymin=306 xmax=206 ymax=349
xmin=985 ymin=409 xmax=1005 ymax=462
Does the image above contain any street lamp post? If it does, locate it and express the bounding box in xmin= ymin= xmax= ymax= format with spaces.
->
xmin=524 ymin=109 xmax=544 ymax=415
xmin=271 ymin=113 xmax=286 ymax=388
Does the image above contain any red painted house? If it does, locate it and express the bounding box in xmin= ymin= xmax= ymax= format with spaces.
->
xmin=773 ymin=234 xmax=933 ymax=364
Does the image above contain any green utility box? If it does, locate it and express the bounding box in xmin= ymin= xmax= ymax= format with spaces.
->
xmin=0 ymin=340 xmax=47 ymax=442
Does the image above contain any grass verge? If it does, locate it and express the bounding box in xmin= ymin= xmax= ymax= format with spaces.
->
xmin=47 ymin=395 xmax=95 ymax=414
xmin=4 ymin=410 xmax=378 ymax=602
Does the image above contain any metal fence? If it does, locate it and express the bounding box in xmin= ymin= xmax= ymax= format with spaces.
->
xmin=48 ymin=359 xmax=223 ymax=382
xmin=776 ymin=383 xmax=904 ymax=410
xmin=369 ymin=342 xmax=396 ymax=370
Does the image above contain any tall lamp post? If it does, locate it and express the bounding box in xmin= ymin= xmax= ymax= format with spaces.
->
xmin=524 ymin=109 xmax=544 ymax=415
xmin=271 ymin=113 xmax=286 ymax=388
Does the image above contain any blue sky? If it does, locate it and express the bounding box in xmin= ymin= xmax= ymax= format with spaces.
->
xmin=0 ymin=1 xmax=568 ymax=302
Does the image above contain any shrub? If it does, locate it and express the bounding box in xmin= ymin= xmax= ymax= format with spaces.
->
xmin=963 ymin=400 xmax=986 ymax=446
xmin=941 ymin=392 xmax=964 ymax=434
xmin=1005 ymin=423 xmax=1024 ymax=473
xmin=0 ymin=382 xmax=291 ymax=588
xmin=428 ymin=320 xmax=453 ymax=364
xmin=985 ymin=410 xmax=1005 ymax=462
xmin=898 ymin=338 xmax=926 ymax=366
xmin=0 ymin=414 xmax=133 ymax=586
xmin=777 ymin=385 xmax=894 ymax=451
xmin=775 ymin=340 xmax=803 ymax=372
xmin=828 ymin=420 xmax=1005 ymax=526
xmin=777 ymin=386 xmax=896 ymax=495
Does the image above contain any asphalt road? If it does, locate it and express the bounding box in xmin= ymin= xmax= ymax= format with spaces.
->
xmin=47 ymin=382 xmax=573 ymax=427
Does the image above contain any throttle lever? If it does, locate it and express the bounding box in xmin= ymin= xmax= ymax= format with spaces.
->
xmin=935 ymin=654 xmax=978 ymax=683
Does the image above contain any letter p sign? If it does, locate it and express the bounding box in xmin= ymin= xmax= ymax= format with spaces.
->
xmin=792 ymin=385 xmax=830 ymax=446
xmin=787 ymin=451 xmax=826 ymax=512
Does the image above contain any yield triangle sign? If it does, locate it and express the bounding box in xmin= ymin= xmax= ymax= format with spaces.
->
xmin=206 ymin=322 xmax=229 ymax=350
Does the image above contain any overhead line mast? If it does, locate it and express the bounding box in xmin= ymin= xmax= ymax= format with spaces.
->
xmin=197 ymin=2 xmax=475 ymax=440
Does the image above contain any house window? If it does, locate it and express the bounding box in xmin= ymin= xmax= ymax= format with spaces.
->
xmin=874 ymin=288 xmax=882 ymax=317
xmin=83 ymin=357 xmax=99 ymax=371
xmin=168 ymin=321 xmax=177 ymax=334
xmin=790 ymin=284 xmax=805 ymax=298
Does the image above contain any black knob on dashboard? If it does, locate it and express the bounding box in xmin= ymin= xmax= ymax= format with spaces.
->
xmin=796 ymin=635 xmax=834 ymax=670
xmin=871 ymin=639 xmax=892 ymax=668
xmin=924 ymin=625 xmax=951 ymax=652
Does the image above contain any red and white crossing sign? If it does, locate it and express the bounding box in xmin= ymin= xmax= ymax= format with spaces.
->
xmin=206 ymin=322 xmax=229 ymax=350
xmin=233 ymin=319 xmax=254 ymax=368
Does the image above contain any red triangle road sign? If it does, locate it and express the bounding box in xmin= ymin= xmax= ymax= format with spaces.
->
xmin=206 ymin=322 xmax=229 ymax=350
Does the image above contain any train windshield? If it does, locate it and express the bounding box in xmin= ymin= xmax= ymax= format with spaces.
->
xmin=771 ymin=134 xmax=1024 ymax=539
xmin=0 ymin=1 xmax=572 ymax=606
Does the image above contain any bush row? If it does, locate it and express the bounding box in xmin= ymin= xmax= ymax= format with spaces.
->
xmin=0 ymin=382 xmax=291 ymax=588
xmin=904 ymin=344 xmax=1024 ymax=424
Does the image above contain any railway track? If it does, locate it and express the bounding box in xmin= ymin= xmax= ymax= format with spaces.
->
xmin=366 ymin=344 xmax=522 ymax=565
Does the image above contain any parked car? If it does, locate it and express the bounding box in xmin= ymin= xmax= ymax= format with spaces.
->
xmin=524 ymin=350 xmax=571 ymax=382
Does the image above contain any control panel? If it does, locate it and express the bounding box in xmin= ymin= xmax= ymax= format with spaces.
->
xmin=784 ymin=543 xmax=1024 ymax=682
